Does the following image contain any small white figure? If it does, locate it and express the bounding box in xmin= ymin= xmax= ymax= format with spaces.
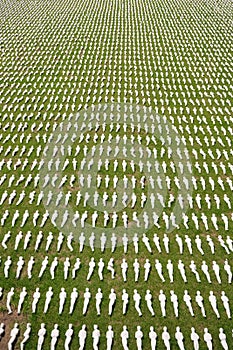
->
xmin=135 ymin=326 xmax=143 ymax=350
xmin=32 ymin=287 xmax=40 ymax=313
xmin=170 ymin=290 xmax=179 ymax=318
xmin=69 ymin=288 xmax=78 ymax=314
xmin=221 ymin=291 xmax=231 ymax=319
xmin=87 ymin=257 xmax=95 ymax=281
xmin=20 ymin=323 xmax=31 ymax=350
xmin=209 ymin=291 xmax=220 ymax=319
xmin=145 ymin=289 xmax=155 ymax=316
xmin=83 ymin=288 xmax=91 ymax=315
xmin=166 ymin=259 xmax=174 ymax=283
xmin=195 ymin=291 xmax=206 ymax=317
xmin=183 ymin=290 xmax=194 ymax=316
xmin=72 ymin=258 xmax=81 ymax=279
xmin=106 ymin=325 xmax=114 ymax=350
xmin=44 ymin=286 xmax=53 ymax=313
xmin=98 ymin=258 xmax=105 ymax=281
xmin=175 ymin=327 xmax=185 ymax=350
xmin=50 ymin=324 xmax=59 ymax=350
xmin=162 ymin=326 xmax=171 ymax=350
xmin=149 ymin=326 xmax=157 ymax=350
xmin=203 ymin=328 xmax=213 ymax=350
xmin=92 ymin=324 xmax=100 ymax=350
xmin=190 ymin=327 xmax=199 ymax=350
xmin=121 ymin=325 xmax=129 ymax=350
xmin=95 ymin=288 xmax=103 ymax=315
xmin=78 ymin=325 xmax=87 ymax=350
xmin=64 ymin=324 xmax=73 ymax=350
xmin=6 ymin=287 xmax=14 ymax=314
xmin=59 ymin=287 xmax=67 ymax=314
xmin=108 ymin=288 xmax=116 ymax=316
xmin=158 ymin=290 xmax=166 ymax=317
xmin=18 ymin=287 xmax=27 ymax=314
xmin=219 ymin=328 xmax=228 ymax=350
xmin=122 ymin=289 xmax=129 ymax=315
xmin=8 ymin=323 xmax=19 ymax=350
xmin=133 ymin=289 xmax=142 ymax=316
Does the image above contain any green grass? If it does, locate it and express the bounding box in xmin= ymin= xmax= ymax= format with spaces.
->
xmin=0 ymin=0 xmax=233 ymax=348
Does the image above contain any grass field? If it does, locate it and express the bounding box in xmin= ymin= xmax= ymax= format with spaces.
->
xmin=0 ymin=0 xmax=233 ymax=349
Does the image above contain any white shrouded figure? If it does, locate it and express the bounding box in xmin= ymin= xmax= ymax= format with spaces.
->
xmin=203 ymin=328 xmax=213 ymax=350
xmin=189 ymin=260 xmax=201 ymax=282
xmin=166 ymin=260 xmax=174 ymax=283
xmin=8 ymin=323 xmax=19 ymax=350
xmin=87 ymin=257 xmax=95 ymax=280
xmin=195 ymin=291 xmax=206 ymax=317
xmin=121 ymin=325 xmax=129 ymax=350
xmin=59 ymin=287 xmax=67 ymax=314
xmin=50 ymin=324 xmax=59 ymax=350
xmin=92 ymin=324 xmax=100 ymax=350
xmin=170 ymin=290 xmax=179 ymax=318
xmin=78 ymin=325 xmax=87 ymax=350
xmin=121 ymin=259 xmax=128 ymax=282
xmin=107 ymin=258 xmax=115 ymax=279
xmin=27 ymin=256 xmax=35 ymax=279
xmin=38 ymin=256 xmax=49 ymax=278
xmin=16 ymin=256 xmax=24 ymax=279
xmin=32 ymin=288 xmax=40 ymax=313
xmin=155 ymin=259 xmax=165 ymax=282
xmin=106 ymin=325 xmax=114 ymax=350
xmin=162 ymin=326 xmax=170 ymax=350
xmin=209 ymin=291 xmax=220 ymax=319
xmin=135 ymin=326 xmax=143 ymax=350
xmin=0 ymin=322 xmax=5 ymax=340
xmin=64 ymin=324 xmax=73 ymax=350
xmin=133 ymin=233 xmax=139 ymax=254
xmin=133 ymin=289 xmax=142 ymax=316
xmin=122 ymin=289 xmax=129 ymax=315
xmin=149 ymin=326 xmax=157 ymax=350
xmin=83 ymin=288 xmax=91 ymax=315
xmin=158 ymin=290 xmax=166 ymax=317
xmin=50 ymin=257 xmax=58 ymax=279
xmin=183 ymin=290 xmax=194 ymax=316
xmin=133 ymin=258 xmax=140 ymax=282
xmin=72 ymin=258 xmax=81 ymax=279
xmin=175 ymin=327 xmax=185 ymax=350
xmin=20 ymin=323 xmax=31 ymax=350
xmin=18 ymin=287 xmax=27 ymax=314
xmin=95 ymin=288 xmax=103 ymax=315
xmin=98 ymin=258 xmax=104 ymax=281
xmin=201 ymin=261 xmax=211 ymax=283
xmin=219 ymin=328 xmax=228 ymax=350
xmin=6 ymin=287 xmax=14 ymax=314
xmin=4 ymin=256 xmax=12 ymax=278
xmin=221 ymin=291 xmax=231 ymax=319
xmin=145 ymin=289 xmax=155 ymax=316
xmin=191 ymin=327 xmax=199 ymax=350
xmin=144 ymin=259 xmax=151 ymax=281
xmin=44 ymin=287 xmax=53 ymax=313
xmin=108 ymin=288 xmax=116 ymax=315
xmin=69 ymin=288 xmax=78 ymax=314
xmin=64 ymin=257 xmax=70 ymax=280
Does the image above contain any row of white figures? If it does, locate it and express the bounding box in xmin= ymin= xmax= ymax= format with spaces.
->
xmin=0 ymin=117 xmax=232 ymax=158
xmin=1 ymin=207 xmax=233 ymax=231
xmin=1 ymin=187 xmax=232 ymax=214
xmin=0 ymin=115 xmax=232 ymax=148
xmin=1 ymin=229 xmax=233 ymax=255
xmin=1 ymin=168 xmax=233 ymax=199
xmin=2 ymin=322 xmax=231 ymax=350
xmin=2 ymin=286 xmax=231 ymax=318
xmin=1 ymin=121 xmax=232 ymax=161
xmin=3 ymin=254 xmax=232 ymax=284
